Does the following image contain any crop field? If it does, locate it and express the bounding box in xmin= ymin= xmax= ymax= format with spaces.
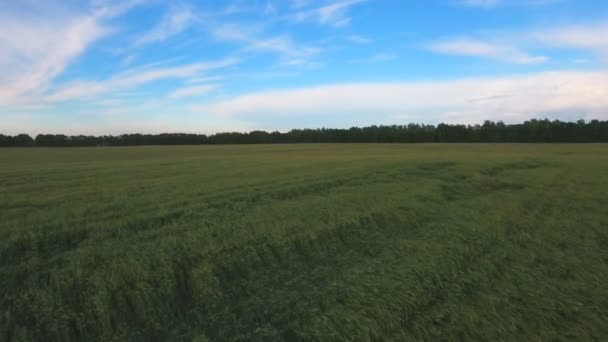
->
xmin=1 ymin=144 xmax=608 ymax=341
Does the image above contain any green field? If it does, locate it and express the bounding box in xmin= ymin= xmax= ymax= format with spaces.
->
xmin=1 ymin=144 xmax=608 ymax=341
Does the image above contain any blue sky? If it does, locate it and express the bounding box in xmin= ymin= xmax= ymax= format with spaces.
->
xmin=1 ymin=0 xmax=607 ymax=135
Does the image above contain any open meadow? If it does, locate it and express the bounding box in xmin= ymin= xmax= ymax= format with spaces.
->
xmin=1 ymin=144 xmax=608 ymax=341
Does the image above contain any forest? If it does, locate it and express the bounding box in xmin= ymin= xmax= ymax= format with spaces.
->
xmin=2 ymin=119 xmax=608 ymax=147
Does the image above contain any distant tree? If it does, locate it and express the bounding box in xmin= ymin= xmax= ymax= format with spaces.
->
xmin=12 ymin=134 xmax=34 ymax=146
xmin=3 ymin=119 xmax=608 ymax=147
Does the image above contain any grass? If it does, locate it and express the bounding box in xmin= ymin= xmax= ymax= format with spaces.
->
xmin=1 ymin=144 xmax=607 ymax=341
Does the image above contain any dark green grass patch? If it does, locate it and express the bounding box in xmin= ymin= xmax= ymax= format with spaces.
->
xmin=1 ymin=144 xmax=607 ymax=341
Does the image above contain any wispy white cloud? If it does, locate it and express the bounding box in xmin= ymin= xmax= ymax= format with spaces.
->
xmin=245 ymin=35 xmax=320 ymax=58
xmin=135 ymin=4 xmax=197 ymax=45
xmin=428 ymin=38 xmax=548 ymax=64
xmin=531 ymin=24 xmax=608 ymax=55
xmin=121 ymin=54 xmax=136 ymax=66
xmin=368 ymin=53 xmax=398 ymax=62
xmin=429 ymin=21 xmax=608 ymax=64
xmin=222 ymin=1 xmax=251 ymax=15
xmin=185 ymin=75 xmax=225 ymax=84
xmin=351 ymin=53 xmax=398 ymax=63
xmin=291 ymin=0 xmax=367 ymax=27
xmin=46 ymin=58 xmax=239 ymax=102
xmin=263 ymin=2 xmax=277 ymax=15
xmin=211 ymin=23 xmax=257 ymax=41
xmin=167 ymin=84 xmax=219 ymax=99
xmin=219 ymin=0 xmax=277 ymax=16
xmin=0 ymin=2 xmax=111 ymax=106
xmin=346 ymin=35 xmax=372 ymax=44
xmin=210 ymin=23 xmax=321 ymax=65
xmin=573 ymin=58 xmax=591 ymax=65
xmin=195 ymin=71 xmax=608 ymax=126
xmin=92 ymin=0 xmax=148 ymax=19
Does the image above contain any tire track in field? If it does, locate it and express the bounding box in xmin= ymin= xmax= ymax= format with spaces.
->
xmin=1 ymin=158 xmax=542 ymax=272
xmin=0 ymin=161 xmax=455 ymax=272
xmin=1 ymin=160 xmax=545 ymax=341
xmin=167 ymin=192 xmax=504 ymax=341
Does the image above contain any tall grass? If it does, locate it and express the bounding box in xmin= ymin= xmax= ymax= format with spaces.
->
xmin=1 ymin=144 xmax=607 ymax=341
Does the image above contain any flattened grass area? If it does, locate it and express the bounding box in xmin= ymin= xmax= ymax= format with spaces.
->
xmin=1 ymin=144 xmax=607 ymax=341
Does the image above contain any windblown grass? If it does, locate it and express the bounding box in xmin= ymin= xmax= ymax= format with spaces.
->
xmin=1 ymin=144 xmax=607 ymax=341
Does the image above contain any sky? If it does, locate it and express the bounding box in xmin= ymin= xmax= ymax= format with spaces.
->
xmin=1 ymin=0 xmax=608 ymax=135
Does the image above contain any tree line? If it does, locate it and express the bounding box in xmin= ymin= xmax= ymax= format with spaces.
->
xmin=2 ymin=119 xmax=608 ymax=147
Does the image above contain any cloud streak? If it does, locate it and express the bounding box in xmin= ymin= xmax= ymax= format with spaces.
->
xmin=429 ymin=21 xmax=608 ymax=64
xmin=531 ymin=23 xmax=608 ymax=56
xmin=291 ymin=0 xmax=367 ymax=27
xmin=428 ymin=38 xmax=547 ymax=64
xmin=0 ymin=3 xmax=110 ymax=105
xmin=135 ymin=4 xmax=197 ymax=45
xmin=210 ymin=23 xmax=321 ymax=65
xmin=167 ymin=84 xmax=219 ymax=99
xmin=92 ymin=0 xmax=148 ymax=19
xmin=195 ymin=71 xmax=608 ymax=127
xmin=346 ymin=35 xmax=372 ymax=44
xmin=46 ymin=58 xmax=238 ymax=102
